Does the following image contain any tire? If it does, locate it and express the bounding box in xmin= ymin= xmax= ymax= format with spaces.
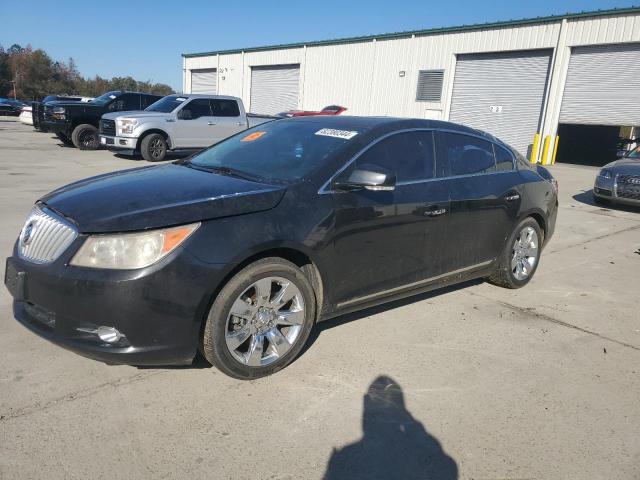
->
xmin=140 ymin=133 xmax=167 ymax=162
xmin=487 ymin=217 xmax=543 ymax=289
xmin=55 ymin=132 xmax=73 ymax=146
xmin=71 ymin=124 xmax=100 ymax=150
xmin=202 ymin=257 xmax=317 ymax=379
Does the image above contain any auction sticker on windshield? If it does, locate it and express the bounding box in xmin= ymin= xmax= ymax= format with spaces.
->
xmin=241 ymin=131 xmax=267 ymax=142
xmin=315 ymin=128 xmax=358 ymax=140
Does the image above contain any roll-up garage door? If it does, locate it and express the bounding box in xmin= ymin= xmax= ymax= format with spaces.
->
xmin=560 ymin=43 xmax=640 ymax=125
xmin=250 ymin=64 xmax=300 ymax=115
xmin=191 ymin=69 xmax=217 ymax=94
xmin=449 ymin=50 xmax=552 ymax=157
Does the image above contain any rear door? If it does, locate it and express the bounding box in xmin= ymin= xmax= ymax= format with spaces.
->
xmin=209 ymin=99 xmax=246 ymax=144
xmin=173 ymin=98 xmax=214 ymax=148
xmin=436 ymin=131 xmax=522 ymax=270
xmin=330 ymin=130 xmax=450 ymax=305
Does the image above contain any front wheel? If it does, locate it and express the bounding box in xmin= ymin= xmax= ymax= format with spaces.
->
xmin=71 ymin=124 xmax=100 ymax=150
xmin=140 ymin=133 xmax=167 ymax=161
xmin=487 ymin=218 xmax=543 ymax=289
xmin=202 ymin=258 xmax=316 ymax=379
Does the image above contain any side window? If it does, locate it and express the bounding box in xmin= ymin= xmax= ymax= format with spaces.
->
xmin=120 ymin=94 xmax=141 ymax=111
xmin=354 ymin=131 xmax=435 ymax=182
xmin=211 ymin=99 xmax=240 ymax=117
xmin=440 ymin=132 xmax=496 ymax=176
xmin=141 ymin=95 xmax=159 ymax=109
xmin=182 ymin=99 xmax=211 ymax=119
xmin=494 ymin=144 xmax=515 ymax=171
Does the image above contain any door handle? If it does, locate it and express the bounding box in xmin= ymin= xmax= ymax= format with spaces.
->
xmin=207 ymin=122 xmax=216 ymax=125
xmin=236 ymin=122 xmax=244 ymax=126
xmin=424 ymin=207 xmax=447 ymax=217
xmin=504 ymin=193 xmax=520 ymax=202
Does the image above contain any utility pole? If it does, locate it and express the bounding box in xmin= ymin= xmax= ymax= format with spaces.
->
xmin=11 ymin=80 xmax=16 ymax=99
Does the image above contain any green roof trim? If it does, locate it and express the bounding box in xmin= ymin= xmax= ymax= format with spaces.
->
xmin=182 ymin=6 xmax=640 ymax=58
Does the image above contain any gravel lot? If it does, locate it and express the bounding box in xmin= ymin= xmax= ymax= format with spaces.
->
xmin=1 ymin=117 xmax=639 ymax=480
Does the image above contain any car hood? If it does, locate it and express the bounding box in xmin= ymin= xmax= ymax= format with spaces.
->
xmin=603 ymin=158 xmax=640 ymax=174
xmin=39 ymin=163 xmax=286 ymax=233
xmin=101 ymin=111 xmax=170 ymax=121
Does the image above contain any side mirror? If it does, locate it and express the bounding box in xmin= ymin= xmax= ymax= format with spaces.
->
xmin=178 ymin=109 xmax=192 ymax=120
xmin=334 ymin=166 xmax=396 ymax=192
xmin=109 ymin=100 xmax=124 ymax=111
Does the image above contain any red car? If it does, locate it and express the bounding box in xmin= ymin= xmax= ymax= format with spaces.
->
xmin=276 ymin=105 xmax=347 ymax=118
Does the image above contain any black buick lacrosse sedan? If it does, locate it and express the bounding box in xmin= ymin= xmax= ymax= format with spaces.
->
xmin=5 ymin=116 xmax=557 ymax=379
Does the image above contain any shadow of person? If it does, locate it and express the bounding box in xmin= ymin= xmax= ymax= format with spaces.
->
xmin=323 ymin=376 xmax=458 ymax=480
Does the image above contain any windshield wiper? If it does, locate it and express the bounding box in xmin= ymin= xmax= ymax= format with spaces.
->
xmin=180 ymin=162 xmax=264 ymax=182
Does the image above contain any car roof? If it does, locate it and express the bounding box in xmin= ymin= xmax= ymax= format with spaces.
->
xmin=283 ymin=115 xmax=504 ymax=145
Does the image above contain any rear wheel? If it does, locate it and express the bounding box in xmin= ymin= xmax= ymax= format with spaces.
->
xmin=140 ymin=133 xmax=167 ymax=162
xmin=488 ymin=217 xmax=542 ymax=289
xmin=202 ymin=258 xmax=316 ymax=379
xmin=55 ymin=132 xmax=73 ymax=146
xmin=71 ymin=124 xmax=100 ymax=150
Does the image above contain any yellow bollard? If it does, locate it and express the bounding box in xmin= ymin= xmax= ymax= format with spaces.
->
xmin=530 ymin=133 xmax=540 ymax=164
xmin=541 ymin=135 xmax=551 ymax=166
xmin=551 ymin=135 xmax=560 ymax=165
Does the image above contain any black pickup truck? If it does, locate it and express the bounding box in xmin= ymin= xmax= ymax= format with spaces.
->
xmin=41 ymin=90 xmax=162 ymax=149
xmin=33 ymin=95 xmax=88 ymax=131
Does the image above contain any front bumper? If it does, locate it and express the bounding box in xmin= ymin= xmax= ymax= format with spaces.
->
xmin=40 ymin=119 xmax=69 ymax=135
xmin=594 ymin=174 xmax=640 ymax=206
xmin=100 ymin=135 xmax=138 ymax=151
xmin=4 ymin=239 xmax=226 ymax=366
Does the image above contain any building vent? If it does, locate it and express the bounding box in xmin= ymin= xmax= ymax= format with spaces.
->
xmin=416 ymin=70 xmax=444 ymax=102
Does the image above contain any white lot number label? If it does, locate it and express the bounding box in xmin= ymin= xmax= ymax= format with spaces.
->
xmin=315 ymin=128 xmax=358 ymax=140
xmin=489 ymin=105 xmax=504 ymax=113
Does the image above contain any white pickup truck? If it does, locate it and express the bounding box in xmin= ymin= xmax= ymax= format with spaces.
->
xmin=99 ymin=94 xmax=276 ymax=161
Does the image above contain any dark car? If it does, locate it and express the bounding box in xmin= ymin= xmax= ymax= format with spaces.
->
xmin=593 ymin=145 xmax=640 ymax=206
xmin=0 ymin=98 xmax=27 ymax=116
xmin=4 ymin=116 xmax=557 ymax=379
xmin=41 ymin=90 xmax=162 ymax=149
xmin=32 ymin=95 xmax=90 ymax=131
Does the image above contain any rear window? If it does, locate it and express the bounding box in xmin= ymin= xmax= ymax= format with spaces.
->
xmin=211 ymin=99 xmax=240 ymax=117
xmin=440 ymin=132 xmax=496 ymax=176
xmin=189 ymin=120 xmax=363 ymax=181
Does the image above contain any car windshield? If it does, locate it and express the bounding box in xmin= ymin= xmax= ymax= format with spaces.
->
xmin=626 ymin=146 xmax=640 ymax=159
xmin=187 ymin=120 xmax=364 ymax=182
xmin=145 ymin=95 xmax=188 ymax=113
xmin=91 ymin=91 xmax=120 ymax=105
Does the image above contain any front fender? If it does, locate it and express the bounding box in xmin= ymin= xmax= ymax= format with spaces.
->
xmin=133 ymin=123 xmax=173 ymax=148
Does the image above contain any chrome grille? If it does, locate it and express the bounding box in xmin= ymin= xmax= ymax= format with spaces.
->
xmin=100 ymin=119 xmax=116 ymax=136
xmin=18 ymin=206 xmax=77 ymax=264
xmin=616 ymin=174 xmax=640 ymax=200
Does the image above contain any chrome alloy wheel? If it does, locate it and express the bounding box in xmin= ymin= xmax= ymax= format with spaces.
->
xmin=225 ymin=276 xmax=305 ymax=367
xmin=511 ymin=226 xmax=539 ymax=281
xmin=149 ymin=137 xmax=165 ymax=159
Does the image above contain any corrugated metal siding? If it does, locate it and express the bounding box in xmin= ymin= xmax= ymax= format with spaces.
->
xmin=565 ymin=13 xmax=640 ymax=46
xmin=191 ymin=69 xmax=217 ymax=94
xmin=304 ymin=41 xmax=376 ymax=115
xmin=560 ymin=43 xmax=640 ymax=125
xmin=250 ymin=65 xmax=300 ymax=115
xmin=217 ymin=53 xmax=244 ymax=98
xmin=449 ymin=50 xmax=552 ymax=156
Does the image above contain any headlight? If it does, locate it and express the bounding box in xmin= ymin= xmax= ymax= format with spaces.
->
xmin=53 ymin=107 xmax=65 ymax=114
xmin=117 ymin=118 xmax=138 ymax=135
xmin=70 ymin=223 xmax=200 ymax=269
xmin=599 ymin=169 xmax=612 ymax=179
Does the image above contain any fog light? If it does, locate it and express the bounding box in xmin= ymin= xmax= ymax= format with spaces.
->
xmin=96 ymin=326 xmax=123 ymax=343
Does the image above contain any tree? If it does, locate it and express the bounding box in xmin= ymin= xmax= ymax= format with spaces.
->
xmin=0 ymin=43 xmax=174 ymax=100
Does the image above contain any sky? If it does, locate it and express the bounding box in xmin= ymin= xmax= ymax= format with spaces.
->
xmin=1 ymin=0 xmax=636 ymax=92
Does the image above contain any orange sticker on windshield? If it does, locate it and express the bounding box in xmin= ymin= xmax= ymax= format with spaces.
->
xmin=241 ymin=131 xmax=267 ymax=142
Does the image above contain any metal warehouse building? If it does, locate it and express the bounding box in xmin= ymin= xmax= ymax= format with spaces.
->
xmin=182 ymin=7 xmax=640 ymax=165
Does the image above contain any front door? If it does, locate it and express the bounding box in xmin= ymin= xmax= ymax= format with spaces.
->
xmin=174 ymin=98 xmax=215 ymax=148
xmin=330 ymin=130 xmax=450 ymax=306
